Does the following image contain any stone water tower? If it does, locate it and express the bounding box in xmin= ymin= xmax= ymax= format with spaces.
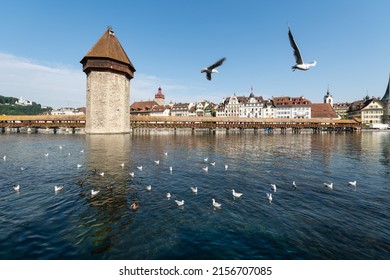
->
xmin=80 ymin=27 xmax=136 ymax=134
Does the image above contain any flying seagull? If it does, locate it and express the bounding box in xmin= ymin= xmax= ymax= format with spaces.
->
xmin=288 ymin=27 xmax=316 ymax=71
xmin=201 ymin=57 xmax=226 ymax=80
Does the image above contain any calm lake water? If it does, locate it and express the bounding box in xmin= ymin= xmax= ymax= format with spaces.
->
xmin=0 ymin=131 xmax=389 ymax=260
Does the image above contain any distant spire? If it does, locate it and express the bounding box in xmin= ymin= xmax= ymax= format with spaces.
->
xmin=382 ymin=74 xmax=390 ymax=101
xmin=365 ymin=90 xmax=370 ymax=100
xmin=249 ymin=85 xmax=254 ymax=97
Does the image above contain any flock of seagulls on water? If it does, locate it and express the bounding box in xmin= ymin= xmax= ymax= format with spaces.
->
xmin=3 ymin=144 xmax=361 ymax=213
xmin=201 ymin=26 xmax=316 ymax=81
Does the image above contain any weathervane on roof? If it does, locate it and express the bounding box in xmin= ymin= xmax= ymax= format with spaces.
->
xmin=107 ymin=26 xmax=115 ymax=35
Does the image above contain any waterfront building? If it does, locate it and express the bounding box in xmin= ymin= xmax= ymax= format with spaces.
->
xmin=195 ymin=101 xmax=215 ymax=117
xmin=333 ymin=102 xmax=350 ymax=119
xmin=217 ymin=92 xmax=275 ymax=118
xmin=51 ymin=107 xmax=85 ymax=116
xmin=241 ymin=89 xmax=264 ymax=118
xmin=170 ymin=102 xmax=193 ymax=117
xmin=262 ymin=99 xmax=276 ymax=118
xmin=130 ymin=101 xmax=159 ymax=115
xmin=272 ymin=96 xmax=312 ymax=118
xmin=224 ymin=93 xmax=247 ymax=117
xmin=80 ymin=27 xmax=135 ymax=134
xmin=347 ymin=95 xmax=384 ymax=125
xmin=149 ymin=105 xmax=171 ymax=116
xmin=381 ymin=75 xmax=390 ymax=124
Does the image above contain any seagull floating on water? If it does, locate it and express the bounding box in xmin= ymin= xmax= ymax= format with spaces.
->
xmin=266 ymin=193 xmax=273 ymax=204
xmin=324 ymin=182 xmax=333 ymax=190
xmin=348 ymin=181 xmax=357 ymax=187
xmin=212 ymin=199 xmax=222 ymax=208
xmin=145 ymin=185 xmax=152 ymax=191
xmin=164 ymin=152 xmax=168 ymax=156
xmin=166 ymin=192 xmax=171 ymax=199
xmin=191 ymin=187 xmax=198 ymax=194
xmin=232 ymin=189 xmax=243 ymax=198
xmin=121 ymin=162 xmax=125 ymax=168
xmin=13 ymin=184 xmax=20 ymax=191
xmin=202 ymin=166 xmax=208 ymax=172
xmin=137 ymin=166 xmax=143 ymax=171
xmin=292 ymin=181 xmax=297 ymax=190
xmin=3 ymin=155 xmax=6 ymax=161
xmin=77 ymin=164 xmax=82 ymax=168
xmin=175 ymin=199 xmax=184 ymax=206
xmin=99 ymin=172 xmax=105 ymax=177
xmin=129 ymin=172 xmax=134 ymax=177
xmin=169 ymin=166 xmax=173 ymax=173
xmin=54 ymin=185 xmax=64 ymax=192
xmin=270 ymin=184 xmax=277 ymax=192
xmin=154 ymin=160 xmax=160 ymax=165
xmin=204 ymin=157 xmax=208 ymax=162
xmin=201 ymin=57 xmax=226 ymax=80
xmin=45 ymin=153 xmax=49 ymax=157
xmin=210 ymin=162 xmax=216 ymax=166
xmin=224 ymin=164 xmax=228 ymax=170
xmin=288 ymin=27 xmax=316 ymax=71
xmin=91 ymin=189 xmax=100 ymax=196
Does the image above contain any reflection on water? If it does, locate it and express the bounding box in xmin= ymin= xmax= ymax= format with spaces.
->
xmin=74 ymin=135 xmax=135 ymax=257
xmin=0 ymin=132 xmax=389 ymax=259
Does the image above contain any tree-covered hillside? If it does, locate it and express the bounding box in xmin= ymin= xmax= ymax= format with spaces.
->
xmin=0 ymin=95 xmax=52 ymax=115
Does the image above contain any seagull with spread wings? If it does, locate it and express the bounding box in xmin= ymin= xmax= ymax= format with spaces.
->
xmin=201 ymin=57 xmax=226 ymax=80
xmin=288 ymin=27 xmax=316 ymax=71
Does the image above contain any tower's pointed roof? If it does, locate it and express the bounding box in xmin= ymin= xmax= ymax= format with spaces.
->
xmin=81 ymin=28 xmax=135 ymax=71
xmin=382 ymin=74 xmax=390 ymax=101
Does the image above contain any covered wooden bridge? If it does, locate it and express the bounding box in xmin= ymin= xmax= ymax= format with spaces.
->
xmin=0 ymin=115 xmax=362 ymax=133
xmin=130 ymin=116 xmax=362 ymax=132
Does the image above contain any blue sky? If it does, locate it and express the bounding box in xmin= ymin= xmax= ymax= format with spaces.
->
xmin=1 ymin=0 xmax=390 ymax=108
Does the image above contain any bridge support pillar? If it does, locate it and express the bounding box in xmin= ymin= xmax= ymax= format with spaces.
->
xmin=1 ymin=127 xmax=5 ymax=133
xmin=53 ymin=128 xmax=57 ymax=134
xmin=16 ymin=127 xmax=20 ymax=133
